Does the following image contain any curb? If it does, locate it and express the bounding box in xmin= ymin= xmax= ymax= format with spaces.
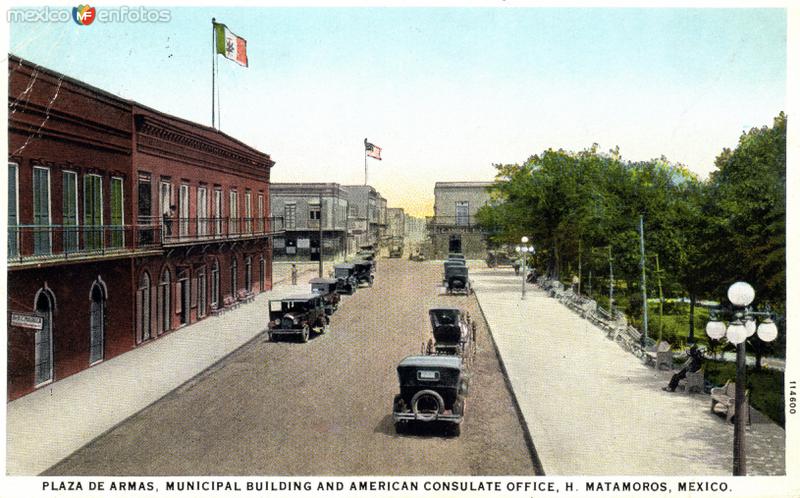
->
xmin=473 ymin=289 xmax=546 ymax=476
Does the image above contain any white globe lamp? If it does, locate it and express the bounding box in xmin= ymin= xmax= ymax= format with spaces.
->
xmin=728 ymin=281 xmax=755 ymax=307
xmin=705 ymin=320 xmax=726 ymax=340
xmin=726 ymin=320 xmax=748 ymax=345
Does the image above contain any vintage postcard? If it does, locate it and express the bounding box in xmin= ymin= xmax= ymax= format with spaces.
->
xmin=2 ymin=1 xmax=797 ymax=497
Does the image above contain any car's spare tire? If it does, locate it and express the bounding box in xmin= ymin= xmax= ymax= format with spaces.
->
xmin=411 ymin=390 xmax=445 ymax=421
xmin=451 ymin=278 xmax=465 ymax=289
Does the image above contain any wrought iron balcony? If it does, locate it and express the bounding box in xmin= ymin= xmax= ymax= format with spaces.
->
xmin=425 ymin=215 xmax=483 ymax=233
xmin=7 ymin=216 xmax=284 ymax=267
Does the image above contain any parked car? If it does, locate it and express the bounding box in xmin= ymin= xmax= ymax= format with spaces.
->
xmin=333 ymin=263 xmax=357 ymax=294
xmin=267 ymin=293 xmax=329 ymax=342
xmin=356 ymin=250 xmax=377 ymax=270
xmin=388 ymin=244 xmax=403 ymax=258
xmin=392 ymin=355 xmax=467 ymax=436
xmin=424 ymin=307 xmax=476 ymax=362
xmin=310 ymin=277 xmax=340 ymax=315
xmin=444 ymin=263 xmax=471 ymax=295
xmin=448 ymin=253 xmax=466 ymax=261
xmin=352 ymin=260 xmax=374 ymax=287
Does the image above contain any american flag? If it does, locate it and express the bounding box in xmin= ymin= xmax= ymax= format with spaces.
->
xmin=364 ymin=139 xmax=382 ymax=160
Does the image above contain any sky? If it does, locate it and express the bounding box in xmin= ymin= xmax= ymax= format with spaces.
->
xmin=7 ymin=5 xmax=787 ymax=216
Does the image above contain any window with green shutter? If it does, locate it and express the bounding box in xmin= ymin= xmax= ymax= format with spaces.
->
xmin=110 ymin=177 xmax=124 ymax=248
xmin=63 ymin=171 xmax=78 ymax=253
xmin=84 ymin=174 xmax=103 ymax=250
xmin=8 ymin=163 xmax=18 ymax=257
xmin=33 ymin=166 xmax=51 ymax=255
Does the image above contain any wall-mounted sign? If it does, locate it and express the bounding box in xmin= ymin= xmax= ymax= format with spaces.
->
xmin=297 ymin=238 xmax=310 ymax=249
xmin=10 ymin=312 xmax=43 ymax=330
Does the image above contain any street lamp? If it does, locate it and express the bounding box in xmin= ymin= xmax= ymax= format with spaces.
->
xmin=516 ymin=236 xmax=534 ymax=299
xmin=704 ymin=281 xmax=779 ymax=476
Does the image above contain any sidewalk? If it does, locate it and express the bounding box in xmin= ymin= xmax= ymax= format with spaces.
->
xmin=6 ymin=271 xmax=322 ymax=476
xmin=471 ymin=267 xmax=785 ymax=475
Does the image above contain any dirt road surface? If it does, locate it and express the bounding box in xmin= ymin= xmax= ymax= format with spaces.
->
xmin=46 ymin=259 xmax=537 ymax=475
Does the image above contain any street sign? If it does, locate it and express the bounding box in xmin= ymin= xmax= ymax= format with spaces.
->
xmin=10 ymin=312 xmax=43 ymax=330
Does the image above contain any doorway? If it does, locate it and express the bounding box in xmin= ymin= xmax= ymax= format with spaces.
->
xmin=448 ymin=235 xmax=462 ymax=254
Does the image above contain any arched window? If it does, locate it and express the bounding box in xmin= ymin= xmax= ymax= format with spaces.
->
xmin=157 ymin=267 xmax=172 ymax=334
xmin=89 ymin=279 xmax=106 ymax=364
xmin=137 ymin=271 xmax=152 ymax=343
xmin=34 ymin=288 xmax=55 ymax=386
xmin=197 ymin=266 xmax=207 ymax=318
xmin=211 ymin=259 xmax=220 ymax=308
xmin=245 ymin=256 xmax=252 ymax=293
xmin=259 ymin=256 xmax=265 ymax=292
xmin=230 ymin=256 xmax=239 ymax=297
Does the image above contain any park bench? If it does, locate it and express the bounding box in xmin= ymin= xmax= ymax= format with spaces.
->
xmin=679 ymin=369 xmax=705 ymax=394
xmin=615 ymin=325 xmax=642 ymax=353
xmin=710 ymin=381 xmax=751 ymax=424
xmin=210 ymin=302 xmax=224 ymax=316
xmin=644 ymin=341 xmax=673 ymax=370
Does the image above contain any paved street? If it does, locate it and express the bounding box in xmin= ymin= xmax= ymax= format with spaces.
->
xmin=43 ymin=259 xmax=535 ymax=475
xmin=471 ymin=266 xmax=785 ymax=476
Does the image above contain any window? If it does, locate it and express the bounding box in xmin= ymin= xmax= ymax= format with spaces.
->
xmin=284 ymin=203 xmax=296 ymax=229
xmin=257 ymin=194 xmax=264 ymax=232
xmin=455 ymin=201 xmax=470 ymax=226
xmin=211 ymin=259 xmax=220 ymax=307
xmin=197 ymin=267 xmax=207 ymax=318
xmin=62 ymin=171 xmax=78 ymax=253
xmin=89 ymin=280 xmax=106 ymax=365
xmin=110 ymin=177 xmax=124 ymax=248
xmin=9 ymin=163 xmax=19 ymax=257
xmin=84 ymin=174 xmax=103 ymax=250
xmin=179 ymin=184 xmax=189 ymax=238
xmin=230 ymin=256 xmax=239 ymax=296
xmin=245 ymin=256 xmax=252 ymax=292
xmin=34 ymin=289 xmax=55 ymax=386
xmin=137 ymin=271 xmax=152 ymax=343
xmin=350 ymin=205 xmax=358 ymax=218
xmin=33 ymin=166 xmax=51 ymax=255
xmin=213 ymin=188 xmax=223 ymax=236
xmin=157 ymin=267 xmax=171 ymax=335
xmin=229 ymin=189 xmax=239 ymax=234
xmin=137 ymin=173 xmax=153 ymax=246
xmin=309 ymin=202 xmax=321 ymax=221
xmin=245 ymin=190 xmax=252 ymax=234
xmin=197 ymin=186 xmax=208 ymax=236
xmin=259 ymin=256 xmax=265 ymax=292
xmin=160 ymin=180 xmax=173 ymax=239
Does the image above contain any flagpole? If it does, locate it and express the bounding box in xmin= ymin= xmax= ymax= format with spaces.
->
xmin=211 ymin=17 xmax=216 ymax=129
xmin=364 ymin=148 xmax=368 ymax=186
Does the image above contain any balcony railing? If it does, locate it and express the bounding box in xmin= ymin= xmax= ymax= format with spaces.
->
xmin=8 ymin=216 xmax=284 ymax=266
xmin=7 ymin=223 xmax=163 ymax=265
xmin=425 ymin=215 xmax=483 ymax=232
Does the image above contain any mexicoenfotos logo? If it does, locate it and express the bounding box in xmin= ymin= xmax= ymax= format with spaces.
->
xmin=7 ymin=6 xmax=171 ymax=24
xmin=72 ymin=5 xmax=96 ymax=25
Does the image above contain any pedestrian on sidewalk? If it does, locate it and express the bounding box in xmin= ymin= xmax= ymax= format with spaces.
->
xmin=664 ymin=345 xmax=704 ymax=392
xmin=571 ymin=274 xmax=580 ymax=293
xmin=291 ymin=264 xmax=298 ymax=285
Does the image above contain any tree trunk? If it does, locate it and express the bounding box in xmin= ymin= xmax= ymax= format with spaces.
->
xmin=688 ymin=294 xmax=696 ymax=344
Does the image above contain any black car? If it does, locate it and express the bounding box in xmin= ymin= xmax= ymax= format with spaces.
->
xmin=310 ymin=277 xmax=340 ymax=315
xmin=333 ymin=263 xmax=357 ymax=294
xmin=356 ymin=250 xmax=377 ymax=270
xmin=448 ymin=253 xmax=466 ymax=261
xmin=392 ymin=355 xmax=467 ymax=436
xmin=425 ymin=307 xmax=475 ymax=360
xmin=443 ymin=261 xmax=471 ymax=295
xmin=352 ymin=259 xmax=374 ymax=287
xmin=267 ymin=293 xmax=329 ymax=342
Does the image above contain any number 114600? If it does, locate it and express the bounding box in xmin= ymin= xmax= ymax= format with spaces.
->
xmin=790 ymin=381 xmax=797 ymax=415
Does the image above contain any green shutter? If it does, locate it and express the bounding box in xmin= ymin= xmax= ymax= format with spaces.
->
xmin=8 ymin=164 xmax=18 ymax=257
xmin=111 ymin=178 xmax=124 ymax=248
xmin=33 ymin=167 xmax=51 ymax=255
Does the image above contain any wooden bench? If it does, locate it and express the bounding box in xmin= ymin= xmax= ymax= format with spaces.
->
xmin=210 ymin=302 xmax=224 ymax=316
xmin=644 ymin=341 xmax=673 ymax=370
xmin=615 ymin=325 xmax=642 ymax=353
xmin=680 ymin=369 xmax=704 ymax=394
xmin=237 ymin=290 xmax=255 ymax=304
xmin=223 ymin=295 xmax=239 ymax=310
xmin=710 ymin=381 xmax=750 ymax=424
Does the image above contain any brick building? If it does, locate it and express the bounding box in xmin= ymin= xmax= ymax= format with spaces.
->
xmin=7 ymin=55 xmax=278 ymax=400
xmin=427 ymin=181 xmax=492 ymax=259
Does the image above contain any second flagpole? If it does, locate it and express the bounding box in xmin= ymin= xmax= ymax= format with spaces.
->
xmin=211 ymin=17 xmax=216 ymax=129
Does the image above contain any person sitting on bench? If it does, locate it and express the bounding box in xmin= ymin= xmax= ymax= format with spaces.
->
xmin=663 ymin=345 xmax=703 ymax=392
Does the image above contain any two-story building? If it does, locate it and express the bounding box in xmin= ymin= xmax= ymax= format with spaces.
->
xmin=7 ymin=55 xmax=279 ymax=400
xmin=342 ymin=185 xmax=381 ymax=251
xmin=270 ymin=183 xmax=349 ymax=262
xmin=427 ymin=181 xmax=492 ymax=259
xmin=387 ymin=207 xmax=405 ymax=239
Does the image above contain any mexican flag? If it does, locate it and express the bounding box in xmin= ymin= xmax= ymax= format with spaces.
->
xmin=214 ymin=22 xmax=248 ymax=67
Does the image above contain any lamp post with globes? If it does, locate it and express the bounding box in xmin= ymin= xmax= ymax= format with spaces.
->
xmin=704 ymin=281 xmax=779 ymax=476
xmin=515 ymin=236 xmax=534 ymax=299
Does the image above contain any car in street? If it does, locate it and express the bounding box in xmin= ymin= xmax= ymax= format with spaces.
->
xmin=392 ymin=355 xmax=467 ymax=436
xmin=448 ymin=252 xmax=466 ymax=261
xmin=352 ymin=260 xmax=374 ymax=287
xmin=267 ymin=293 xmax=329 ymax=342
xmin=309 ymin=277 xmax=340 ymax=315
xmin=424 ymin=307 xmax=476 ymax=363
xmin=333 ymin=263 xmax=357 ymax=294
xmin=442 ymin=260 xmax=471 ymax=295
xmin=356 ymin=250 xmax=377 ymax=271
